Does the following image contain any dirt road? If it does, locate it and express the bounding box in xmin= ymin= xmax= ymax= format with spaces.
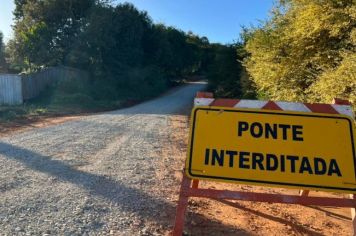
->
xmin=0 ymin=82 xmax=353 ymax=235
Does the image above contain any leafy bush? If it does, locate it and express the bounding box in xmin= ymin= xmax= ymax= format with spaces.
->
xmin=122 ymin=66 xmax=168 ymax=99
xmin=244 ymin=0 xmax=355 ymax=106
xmin=0 ymin=105 xmax=47 ymax=121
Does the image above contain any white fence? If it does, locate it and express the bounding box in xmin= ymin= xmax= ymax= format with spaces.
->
xmin=0 ymin=74 xmax=23 ymax=105
xmin=0 ymin=66 xmax=88 ymax=105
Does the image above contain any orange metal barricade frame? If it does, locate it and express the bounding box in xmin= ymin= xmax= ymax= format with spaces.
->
xmin=173 ymin=174 xmax=356 ymax=236
xmin=172 ymin=95 xmax=356 ymax=236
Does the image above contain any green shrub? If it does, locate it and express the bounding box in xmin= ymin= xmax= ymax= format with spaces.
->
xmin=244 ymin=0 xmax=355 ymax=107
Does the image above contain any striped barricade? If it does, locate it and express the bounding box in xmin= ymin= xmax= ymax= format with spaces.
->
xmin=173 ymin=92 xmax=356 ymax=236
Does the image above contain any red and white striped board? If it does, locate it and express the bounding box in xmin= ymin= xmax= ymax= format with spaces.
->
xmin=194 ymin=92 xmax=354 ymax=118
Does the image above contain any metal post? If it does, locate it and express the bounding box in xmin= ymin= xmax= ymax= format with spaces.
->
xmin=192 ymin=180 xmax=199 ymax=189
xmin=350 ymin=194 xmax=356 ymax=236
xmin=173 ymin=174 xmax=192 ymax=236
xmin=299 ymin=190 xmax=310 ymax=196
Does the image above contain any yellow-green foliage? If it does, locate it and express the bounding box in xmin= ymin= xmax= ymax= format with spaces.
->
xmin=309 ymin=51 xmax=356 ymax=105
xmin=244 ymin=0 xmax=356 ymax=107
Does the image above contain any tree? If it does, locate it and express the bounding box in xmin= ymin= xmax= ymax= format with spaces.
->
xmin=244 ymin=0 xmax=355 ymax=106
xmin=11 ymin=0 xmax=95 ymax=71
xmin=0 ymin=32 xmax=7 ymax=73
xmin=207 ymin=44 xmax=243 ymax=98
xmin=7 ymin=1 xmax=219 ymax=102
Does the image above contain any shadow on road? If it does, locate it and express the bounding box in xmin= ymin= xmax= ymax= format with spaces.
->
xmin=0 ymin=141 xmax=249 ymax=235
xmin=305 ymin=205 xmax=351 ymax=221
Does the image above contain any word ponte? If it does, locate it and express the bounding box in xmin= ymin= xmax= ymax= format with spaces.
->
xmin=186 ymin=106 xmax=356 ymax=193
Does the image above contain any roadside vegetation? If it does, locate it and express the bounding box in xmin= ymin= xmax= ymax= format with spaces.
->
xmin=1 ymin=0 xmax=354 ymax=123
xmin=0 ymin=0 xmax=237 ymax=122
xmin=209 ymin=0 xmax=355 ymax=107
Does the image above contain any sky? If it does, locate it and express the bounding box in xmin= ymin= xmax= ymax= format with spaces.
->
xmin=0 ymin=1 xmax=15 ymax=42
xmin=114 ymin=0 xmax=275 ymax=44
xmin=0 ymin=0 xmax=275 ymax=44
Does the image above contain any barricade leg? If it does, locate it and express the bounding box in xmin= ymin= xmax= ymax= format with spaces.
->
xmin=299 ymin=190 xmax=310 ymax=196
xmin=192 ymin=180 xmax=199 ymax=189
xmin=350 ymin=194 xmax=356 ymax=236
xmin=173 ymin=174 xmax=192 ymax=236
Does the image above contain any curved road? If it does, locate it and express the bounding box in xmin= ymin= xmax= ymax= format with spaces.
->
xmin=0 ymin=82 xmax=206 ymax=235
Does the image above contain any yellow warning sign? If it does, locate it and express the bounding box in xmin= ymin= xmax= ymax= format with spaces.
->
xmin=186 ymin=106 xmax=356 ymax=193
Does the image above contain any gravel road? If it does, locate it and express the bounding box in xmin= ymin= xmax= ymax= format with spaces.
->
xmin=0 ymin=82 xmax=206 ymax=236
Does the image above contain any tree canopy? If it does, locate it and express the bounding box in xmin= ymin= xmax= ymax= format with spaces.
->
xmin=0 ymin=32 xmax=7 ymax=73
xmin=8 ymin=0 xmax=351 ymax=108
xmin=207 ymin=44 xmax=244 ymax=98
xmin=244 ymin=0 xmax=355 ymax=105
xmin=7 ymin=0 xmax=218 ymax=101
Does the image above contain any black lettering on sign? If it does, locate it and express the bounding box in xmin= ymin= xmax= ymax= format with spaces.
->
xmin=314 ymin=158 xmax=327 ymax=175
xmin=266 ymin=154 xmax=278 ymax=171
xmin=286 ymin=155 xmax=299 ymax=173
xmin=250 ymin=122 xmax=263 ymax=138
xmin=226 ymin=150 xmax=238 ymax=167
xmin=280 ymin=155 xmax=285 ymax=172
xmin=252 ymin=153 xmax=264 ymax=170
xmin=202 ymin=148 xmax=343 ymax=177
xmin=265 ymin=123 xmax=278 ymax=139
xmin=237 ymin=121 xmax=303 ymax=141
xmin=328 ymin=159 xmax=342 ymax=177
xmin=239 ymin=152 xmax=250 ymax=169
xmin=237 ymin=121 xmax=249 ymax=137
xmin=292 ymin=125 xmax=304 ymax=141
xmin=278 ymin=124 xmax=291 ymax=140
xmin=212 ymin=149 xmax=224 ymax=166
xmin=299 ymin=157 xmax=313 ymax=174
xmin=204 ymin=148 xmax=210 ymax=165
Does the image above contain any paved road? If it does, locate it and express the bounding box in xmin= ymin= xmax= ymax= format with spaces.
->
xmin=0 ymin=82 xmax=206 ymax=235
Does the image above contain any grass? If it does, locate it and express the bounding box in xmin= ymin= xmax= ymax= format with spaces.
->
xmin=0 ymin=86 xmax=124 ymax=123
xmin=0 ymin=105 xmax=47 ymax=122
xmin=0 ymin=72 xmax=179 ymax=123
